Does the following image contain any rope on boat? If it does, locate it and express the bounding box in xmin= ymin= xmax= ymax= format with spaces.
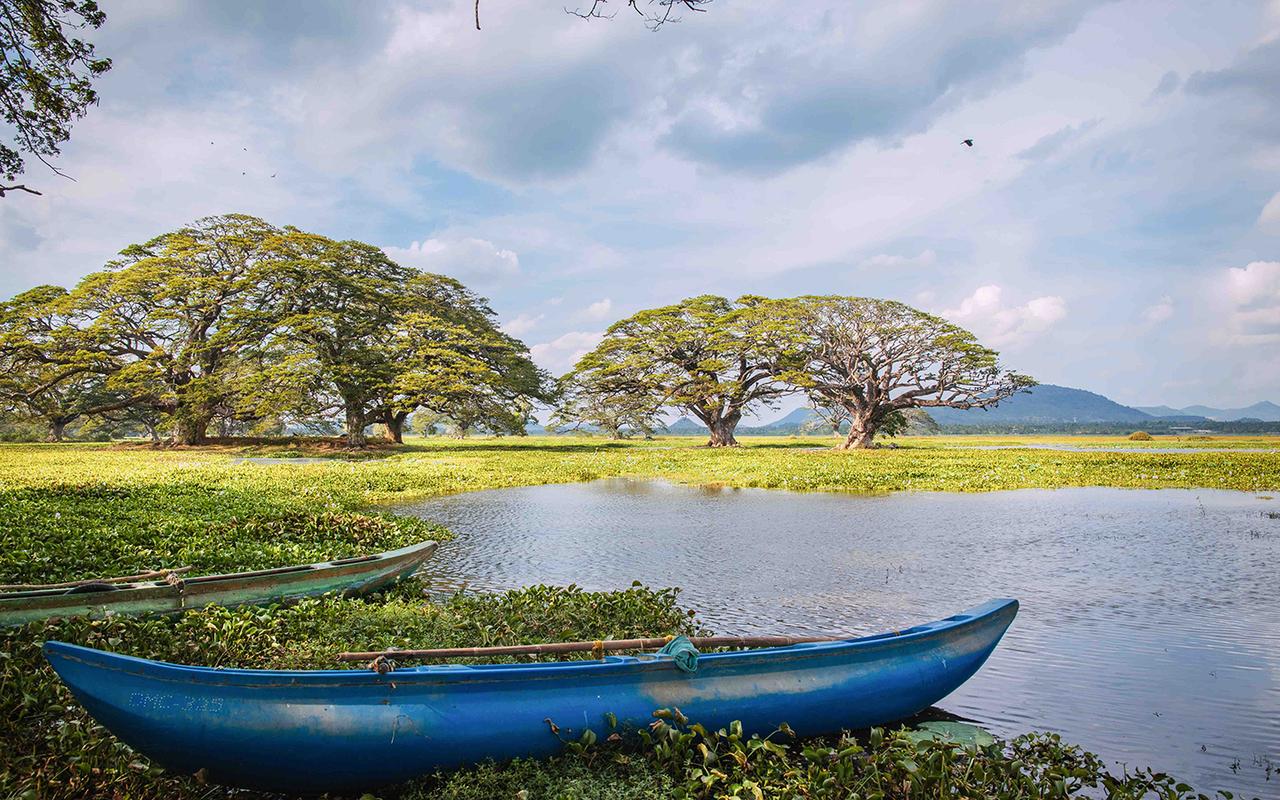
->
xmin=368 ymin=655 xmax=396 ymax=674
xmin=657 ymin=635 xmax=700 ymax=673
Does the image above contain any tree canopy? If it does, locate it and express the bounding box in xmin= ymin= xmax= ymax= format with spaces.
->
xmin=0 ymin=284 xmax=129 ymax=440
xmin=548 ymin=372 xmax=665 ymax=439
xmin=0 ymin=214 xmax=550 ymax=445
xmin=780 ymin=296 xmax=1035 ymax=448
xmin=1 ymin=244 xmax=1032 ymax=450
xmin=1 ymin=0 xmax=111 ymax=197
xmin=555 ymin=294 xmax=1032 ymax=449
xmin=560 ymin=295 xmax=801 ymax=447
xmin=248 ymin=232 xmax=414 ymax=447
xmin=67 ymin=214 xmax=281 ymax=443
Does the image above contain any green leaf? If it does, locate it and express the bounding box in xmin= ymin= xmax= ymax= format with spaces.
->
xmin=904 ymin=721 xmax=997 ymax=747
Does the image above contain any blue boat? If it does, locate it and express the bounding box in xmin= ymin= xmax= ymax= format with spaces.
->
xmin=43 ymin=598 xmax=1017 ymax=793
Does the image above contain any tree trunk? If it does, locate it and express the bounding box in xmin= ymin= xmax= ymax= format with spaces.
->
xmin=144 ymin=421 xmax=160 ymax=443
xmin=706 ymin=417 xmax=740 ymax=447
xmin=47 ymin=419 xmax=67 ymax=443
xmin=836 ymin=414 xmax=875 ymax=449
xmin=383 ymin=411 xmax=408 ymax=444
xmin=345 ymin=407 xmax=367 ymax=447
xmin=175 ymin=416 xmax=208 ymax=446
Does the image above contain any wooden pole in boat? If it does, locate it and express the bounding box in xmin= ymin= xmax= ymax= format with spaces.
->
xmin=0 ymin=566 xmax=193 ymax=592
xmin=336 ymin=634 xmax=837 ymax=663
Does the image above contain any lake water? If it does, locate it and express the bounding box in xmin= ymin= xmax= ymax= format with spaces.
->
xmin=394 ymin=481 xmax=1279 ymax=797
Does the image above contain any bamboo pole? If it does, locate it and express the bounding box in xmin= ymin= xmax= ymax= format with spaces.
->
xmin=337 ymin=634 xmax=837 ymax=663
xmin=0 ymin=566 xmax=192 ymax=592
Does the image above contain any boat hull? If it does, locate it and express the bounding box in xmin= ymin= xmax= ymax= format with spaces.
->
xmin=3 ymin=540 xmax=437 ymax=627
xmin=44 ymin=598 xmax=1016 ymax=793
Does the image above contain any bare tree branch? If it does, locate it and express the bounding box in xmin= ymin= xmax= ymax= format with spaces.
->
xmin=0 ymin=183 xmax=41 ymax=197
xmin=474 ymin=0 xmax=711 ymax=30
xmin=567 ymin=0 xmax=617 ymax=21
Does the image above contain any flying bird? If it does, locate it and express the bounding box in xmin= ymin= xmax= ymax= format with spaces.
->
xmin=962 ymin=139 xmax=974 ymax=147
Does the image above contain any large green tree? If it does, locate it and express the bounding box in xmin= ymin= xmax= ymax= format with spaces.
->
xmin=70 ymin=214 xmax=281 ymax=444
xmin=248 ymin=232 xmax=412 ymax=447
xmin=1 ymin=0 xmax=111 ymax=197
xmin=247 ymin=235 xmax=549 ymax=446
xmin=0 ymin=284 xmax=131 ymax=440
xmin=549 ymin=373 xmax=664 ymax=439
xmin=392 ymin=301 xmax=550 ymax=442
xmin=564 ymin=295 xmax=801 ymax=447
xmin=782 ymin=296 xmax=1034 ymax=449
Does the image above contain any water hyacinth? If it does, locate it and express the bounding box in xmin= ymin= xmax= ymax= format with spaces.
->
xmin=1 ymin=438 xmax=1275 ymax=798
xmin=1 ymin=584 xmax=704 ymax=799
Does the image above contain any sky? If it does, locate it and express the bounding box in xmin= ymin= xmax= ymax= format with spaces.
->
xmin=1 ymin=0 xmax=1279 ymax=414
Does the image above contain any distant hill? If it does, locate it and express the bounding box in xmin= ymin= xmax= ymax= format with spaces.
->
xmin=751 ymin=408 xmax=815 ymax=431
xmin=667 ymin=417 xmax=708 ymax=434
xmin=1134 ymin=405 xmax=1184 ymax=417
xmin=928 ymin=384 xmax=1154 ymax=425
xmin=1177 ymin=401 xmax=1280 ymax=422
xmin=678 ymin=385 xmax=1180 ymax=433
xmin=542 ymin=391 xmax=1277 ymax=437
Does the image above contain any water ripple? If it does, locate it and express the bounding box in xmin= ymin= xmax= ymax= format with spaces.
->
xmin=399 ymin=481 xmax=1279 ymax=797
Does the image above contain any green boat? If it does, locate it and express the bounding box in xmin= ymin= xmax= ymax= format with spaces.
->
xmin=0 ymin=540 xmax=437 ymax=627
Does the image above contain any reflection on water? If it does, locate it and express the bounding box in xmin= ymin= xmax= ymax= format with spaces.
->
xmin=396 ymin=480 xmax=1279 ymax=796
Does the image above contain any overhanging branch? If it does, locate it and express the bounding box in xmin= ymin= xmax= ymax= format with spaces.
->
xmin=0 ymin=183 xmax=42 ymax=197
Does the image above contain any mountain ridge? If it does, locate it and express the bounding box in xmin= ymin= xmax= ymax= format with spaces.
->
xmin=538 ymin=387 xmax=1278 ymax=435
xmin=1175 ymin=401 xmax=1280 ymax=422
xmin=926 ymin=385 xmax=1150 ymax=425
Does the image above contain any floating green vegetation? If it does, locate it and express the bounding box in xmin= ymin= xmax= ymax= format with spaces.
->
xmin=1 ymin=438 xmax=1275 ymax=798
xmin=3 ymin=586 xmax=1250 ymax=800
xmin=565 ymin=713 xmax=1245 ymax=800
xmin=3 ymin=436 xmax=1278 ymax=523
xmin=1 ymin=584 xmax=702 ymax=799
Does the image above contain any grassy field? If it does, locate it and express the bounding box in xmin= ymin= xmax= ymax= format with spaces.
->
xmin=2 ymin=436 xmax=1275 ymax=799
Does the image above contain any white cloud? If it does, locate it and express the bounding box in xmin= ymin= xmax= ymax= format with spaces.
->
xmin=1226 ymin=260 xmax=1280 ymax=304
xmin=383 ymin=237 xmax=520 ymax=284
xmin=1223 ymin=260 xmax=1280 ymax=344
xmin=530 ymin=330 xmax=604 ymax=375
xmin=1268 ymin=0 xmax=1280 ymax=40
xmin=942 ymin=285 xmax=1067 ymax=347
xmin=861 ymin=249 xmax=937 ymax=269
xmin=583 ymin=298 xmax=614 ymax=321
xmin=1143 ymin=295 xmax=1174 ymax=323
xmin=501 ymin=313 xmax=544 ymax=336
xmin=1259 ymin=192 xmax=1280 ymax=233
xmin=0 ymin=0 xmax=1276 ymax=407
